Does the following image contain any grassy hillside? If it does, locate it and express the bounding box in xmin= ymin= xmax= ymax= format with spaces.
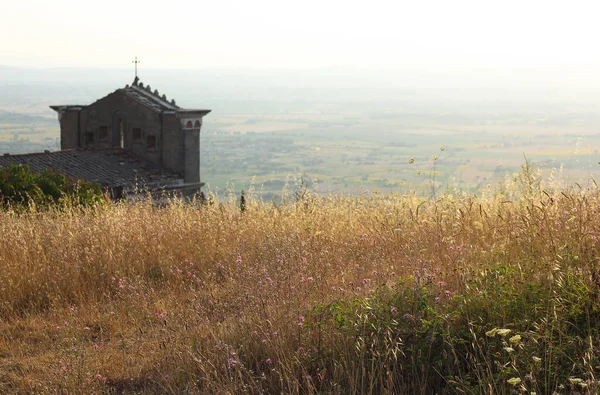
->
xmin=1 ymin=169 xmax=600 ymax=393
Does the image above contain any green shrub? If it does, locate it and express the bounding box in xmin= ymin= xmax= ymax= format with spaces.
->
xmin=299 ymin=270 xmax=600 ymax=394
xmin=0 ymin=163 xmax=105 ymax=210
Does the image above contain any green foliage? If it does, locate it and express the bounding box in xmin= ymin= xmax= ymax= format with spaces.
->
xmin=0 ymin=163 xmax=105 ymax=210
xmin=299 ymin=270 xmax=600 ymax=394
xmin=239 ymin=189 xmax=246 ymax=212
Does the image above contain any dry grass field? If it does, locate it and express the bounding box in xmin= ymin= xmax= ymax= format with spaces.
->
xmin=1 ymin=165 xmax=600 ymax=393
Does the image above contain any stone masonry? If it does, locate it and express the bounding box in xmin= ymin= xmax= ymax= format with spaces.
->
xmin=50 ymin=77 xmax=211 ymax=185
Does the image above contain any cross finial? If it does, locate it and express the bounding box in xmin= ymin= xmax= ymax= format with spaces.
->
xmin=132 ymin=56 xmax=140 ymax=78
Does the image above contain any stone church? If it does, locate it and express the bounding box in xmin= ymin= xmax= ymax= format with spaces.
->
xmin=0 ymin=77 xmax=210 ymax=197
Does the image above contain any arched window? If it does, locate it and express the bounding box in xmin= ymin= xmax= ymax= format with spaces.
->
xmin=194 ymin=120 xmax=200 ymax=128
xmin=186 ymin=121 xmax=193 ymax=128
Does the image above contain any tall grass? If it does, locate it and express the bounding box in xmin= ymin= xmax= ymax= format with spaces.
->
xmin=1 ymin=170 xmax=600 ymax=393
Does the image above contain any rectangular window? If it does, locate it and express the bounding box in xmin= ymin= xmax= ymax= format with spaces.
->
xmin=84 ymin=132 xmax=94 ymax=146
xmin=146 ymin=135 xmax=157 ymax=150
xmin=132 ymin=127 xmax=142 ymax=141
xmin=99 ymin=126 xmax=109 ymax=141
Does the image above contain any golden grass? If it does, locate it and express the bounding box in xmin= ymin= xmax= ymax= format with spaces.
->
xmin=1 ymin=175 xmax=600 ymax=393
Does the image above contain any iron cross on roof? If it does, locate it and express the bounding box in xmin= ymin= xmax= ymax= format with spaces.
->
xmin=132 ymin=56 xmax=140 ymax=78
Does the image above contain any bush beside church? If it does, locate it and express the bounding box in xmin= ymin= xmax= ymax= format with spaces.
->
xmin=0 ymin=163 xmax=105 ymax=210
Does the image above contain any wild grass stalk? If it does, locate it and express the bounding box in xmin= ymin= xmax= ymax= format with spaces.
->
xmin=0 ymin=169 xmax=600 ymax=393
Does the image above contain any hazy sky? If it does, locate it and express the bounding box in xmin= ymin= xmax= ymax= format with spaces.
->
xmin=2 ymin=0 xmax=599 ymax=71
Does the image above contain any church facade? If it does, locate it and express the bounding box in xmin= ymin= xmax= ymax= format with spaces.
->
xmin=51 ymin=77 xmax=211 ymax=184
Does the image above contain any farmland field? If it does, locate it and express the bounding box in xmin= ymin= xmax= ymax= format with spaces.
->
xmin=2 ymin=107 xmax=598 ymax=199
xmin=199 ymin=111 xmax=600 ymax=198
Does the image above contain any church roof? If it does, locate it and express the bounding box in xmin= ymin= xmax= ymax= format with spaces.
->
xmin=0 ymin=148 xmax=185 ymax=191
xmin=121 ymin=79 xmax=181 ymax=112
xmin=51 ymin=78 xmax=211 ymax=115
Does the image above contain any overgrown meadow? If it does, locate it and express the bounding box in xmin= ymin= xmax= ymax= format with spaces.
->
xmin=1 ymin=165 xmax=600 ymax=394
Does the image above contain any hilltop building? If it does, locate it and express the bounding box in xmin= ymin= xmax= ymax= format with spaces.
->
xmin=0 ymin=77 xmax=210 ymax=198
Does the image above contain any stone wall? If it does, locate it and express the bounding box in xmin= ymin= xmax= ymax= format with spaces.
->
xmin=59 ymin=110 xmax=80 ymax=150
xmin=160 ymin=113 xmax=185 ymax=177
xmin=79 ymin=91 xmax=164 ymax=167
xmin=183 ymin=128 xmax=200 ymax=183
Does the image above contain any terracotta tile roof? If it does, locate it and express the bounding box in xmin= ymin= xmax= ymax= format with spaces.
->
xmin=0 ymin=149 xmax=184 ymax=191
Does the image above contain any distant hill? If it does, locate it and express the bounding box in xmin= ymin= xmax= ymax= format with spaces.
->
xmin=1 ymin=64 xmax=599 ymax=117
xmin=0 ymin=109 xmax=53 ymax=124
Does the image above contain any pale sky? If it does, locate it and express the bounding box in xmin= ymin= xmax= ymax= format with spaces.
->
xmin=1 ymin=0 xmax=599 ymax=71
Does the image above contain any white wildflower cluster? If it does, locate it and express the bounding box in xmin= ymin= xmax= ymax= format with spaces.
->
xmin=568 ymin=377 xmax=588 ymax=388
xmin=485 ymin=328 xmax=512 ymax=337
